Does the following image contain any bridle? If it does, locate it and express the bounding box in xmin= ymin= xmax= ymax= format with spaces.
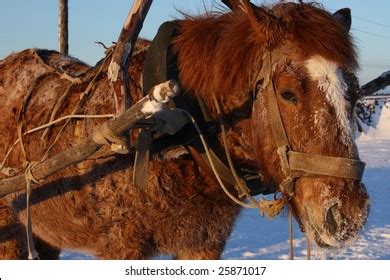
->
xmin=255 ymin=45 xmax=366 ymax=229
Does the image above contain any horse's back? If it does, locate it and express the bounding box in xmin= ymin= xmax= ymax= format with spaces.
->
xmin=0 ymin=49 xmax=91 ymax=169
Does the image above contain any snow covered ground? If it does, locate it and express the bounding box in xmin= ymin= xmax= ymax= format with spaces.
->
xmin=61 ymin=99 xmax=390 ymax=260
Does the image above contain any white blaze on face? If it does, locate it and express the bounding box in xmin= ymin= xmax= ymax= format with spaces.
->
xmin=305 ymin=55 xmax=351 ymax=142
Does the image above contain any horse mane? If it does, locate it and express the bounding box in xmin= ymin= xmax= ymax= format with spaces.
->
xmin=172 ymin=2 xmax=357 ymax=108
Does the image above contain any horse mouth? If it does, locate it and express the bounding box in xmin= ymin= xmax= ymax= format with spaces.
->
xmin=306 ymin=219 xmax=342 ymax=248
xmin=309 ymin=223 xmax=341 ymax=248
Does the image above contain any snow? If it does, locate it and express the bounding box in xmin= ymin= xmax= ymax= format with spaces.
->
xmin=60 ymin=98 xmax=390 ymax=260
xmin=305 ymin=56 xmax=351 ymax=142
xmin=356 ymin=98 xmax=390 ymax=141
xmin=140 ymin=99 xmax=163 ymax=114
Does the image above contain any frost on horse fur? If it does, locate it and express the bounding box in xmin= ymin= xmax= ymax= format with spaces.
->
xmin=0 ymin=2 xmax=368 ymax=259
xmin=0 ymin=47 xmax=239 ymax=259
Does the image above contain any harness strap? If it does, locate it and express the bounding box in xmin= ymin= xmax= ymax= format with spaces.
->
xmin=267 ymin=80 xmax=291 ymax=151
xmin=188 ymin=146 xmax=223 ymax=187
xmin=133 ymin=21 xmax=177 ymax=190
xmin=288 ymin=151 xmax=366 ymax=180
xmin=133 ymin=128 xmax=152 ymax=190
xmin=188 ymin=93 xmax=270 ymax=198
xmin=196 ymin=147 xmax=236 ymax=186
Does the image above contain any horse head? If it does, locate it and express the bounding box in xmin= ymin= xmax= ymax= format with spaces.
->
xmin=173 ymin=1 xmax=369 ymax=248
xmin=245 ymin=2 xmax=369 ymax=247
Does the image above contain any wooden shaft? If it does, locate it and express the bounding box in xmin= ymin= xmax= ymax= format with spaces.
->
xmin=0 ymin=80 xmax=178 ymax=198
xmin=0 ymin=98 xmax=146 ymax=198
xmin=108 ymin=0 xmax=153 ymax=114
xmin=361 ymin=71 xmax=390 ymax=97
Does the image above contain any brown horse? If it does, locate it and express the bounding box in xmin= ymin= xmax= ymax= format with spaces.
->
xmin=0 ymin=2 xmax=369 ymax=259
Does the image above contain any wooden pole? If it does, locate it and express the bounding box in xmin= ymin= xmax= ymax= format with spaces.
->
xmin=59 ymin=0 xmax=69 ymax=55
xmin=360 ymin=71 xmax=390 ymax=98
xmin=108 ymin=0 xmax=153 ymax=115
xmin=0 ymin=81 xmax=179 ymax=199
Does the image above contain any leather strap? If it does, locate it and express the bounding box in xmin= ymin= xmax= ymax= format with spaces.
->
xmin=133 ymin=128 xmax=152 ymax=190
xmin=188 ymin=146 xmax=220 ymax=186
xmin=288 ymin=151 xmax=366 ymax=180
xmin=196 ymin=146 xmax=236 ymax=186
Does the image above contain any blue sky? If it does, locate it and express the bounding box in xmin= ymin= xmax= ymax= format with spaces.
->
xmin=1 ymin=0 xmax=389 ymax=84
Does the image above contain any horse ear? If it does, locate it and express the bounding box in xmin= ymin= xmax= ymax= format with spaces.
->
xmin=222 ymin=0 xmax=249 ymax=12
xmin=238 ymin=1 xmax=285 ymax=48
xmin=237 ymin=0 xmax=257 ymax=13
xmin=333 ymin=8 xmax=352 ymax=32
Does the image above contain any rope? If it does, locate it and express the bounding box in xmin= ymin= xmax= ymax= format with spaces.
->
xmin=306 ymin=238 xmax=311 ymax=260
xmin=24 ymin=162 xmax=40 ymax=260
xmin=289 ymin=209 xmax=294 ymax=260
xmin=212 ymin=96 xmax=285 ymax=217
xmin=175 ymin=107 xmax=284 ymax=218
xmin=0 ymin=114 xmax=114 ymax=172
xmin=31 ymin=114 xmax=114 ymax=134
xmin=212 ymin=96 xmax=264 ymax=211
xmin=40 ymin=51 xmax=113 ymax=162
xmin=0 ymin=47 xmax=129 ymax=260
xmin=17 ymin=122 xmax=28 ymax=163
xmin=178 ymin=109 xmax=257 ymax=208
xmin=212 ymin=94 xmax=302 ymax=258
xmin=41 ymin=83 xmax=75 ymax=141
xmin=16 ymin=73 xmax=56 ymax=163
xmin=289 ymin=209 xmax=312 ymax=260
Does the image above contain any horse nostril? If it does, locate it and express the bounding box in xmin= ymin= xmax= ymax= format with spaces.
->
xmin=325 ymin=205 xmax=340 ymax=235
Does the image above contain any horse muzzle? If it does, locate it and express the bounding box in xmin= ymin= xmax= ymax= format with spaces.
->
xmin=297 ymin=179 xmax=370 ymax=248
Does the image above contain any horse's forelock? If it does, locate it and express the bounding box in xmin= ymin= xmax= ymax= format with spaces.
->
xmin=272 ymin=2 xmax=358 ymax=70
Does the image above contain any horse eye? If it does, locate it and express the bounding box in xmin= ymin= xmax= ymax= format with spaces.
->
xmin=281 ymin=89 xmax=298 ymax=104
